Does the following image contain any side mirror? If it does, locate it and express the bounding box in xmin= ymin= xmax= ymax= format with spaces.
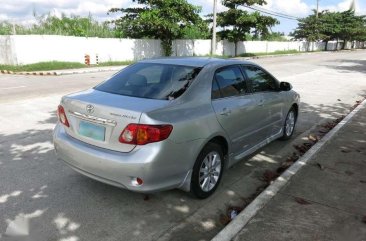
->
xmin=280 ymin=82 xmax=292 ymax=91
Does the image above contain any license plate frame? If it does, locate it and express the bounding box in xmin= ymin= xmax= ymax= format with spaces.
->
xmin=78 ymin=121 xmax=106 ymax=142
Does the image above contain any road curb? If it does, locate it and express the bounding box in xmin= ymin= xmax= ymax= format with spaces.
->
xmin=211 ymin=99 xmax=366 ymax=241
xmin=0 ymin=66 xmax=125 ymax=76
xmin=234 ymin=48 xmax=366 ymax=61
xmin=0 ymin=70 xmax=58 ymax=76
xmin=237 ymin=52 xmax=328 ymax=60
xmin=1 ymin=70 xmax=14 ymax=74
xmin=20 ymin=71 xmax=58 ymax=76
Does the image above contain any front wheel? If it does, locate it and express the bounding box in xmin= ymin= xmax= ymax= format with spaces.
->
xmin=191 ymin=143 xmax=224 ymax=199
xmin=280 ymin=107 xmax=297 ymax=140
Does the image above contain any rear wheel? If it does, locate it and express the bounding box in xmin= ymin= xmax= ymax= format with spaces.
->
xmin=191 ymin=143 xmax=224 ymax=199
xmin=280 ymin=107 xmax=297 ymax=140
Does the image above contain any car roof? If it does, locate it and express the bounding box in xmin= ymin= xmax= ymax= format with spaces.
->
xmin=139 ymin=57 xmax=254 ymax=68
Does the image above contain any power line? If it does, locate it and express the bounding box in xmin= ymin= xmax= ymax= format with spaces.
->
xmin=244 ymin=5 xmax=299 ymax=20
xmin=248 ymin=5 xmax=301 ymax=19
xmin=243 ymin=5 xmax=300 ymax=21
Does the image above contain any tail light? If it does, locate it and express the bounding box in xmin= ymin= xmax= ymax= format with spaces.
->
xmin=119 ymin=124 xmax=173 ymax=145
xmin=57 ymin=105 xmax=70 ymax=127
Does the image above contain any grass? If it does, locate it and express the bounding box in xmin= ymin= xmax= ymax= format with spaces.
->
xmin=238 ymin=49 xmax=300 ymax=57
xmin=0 ymin=61 xmax=86 ymax=72
xmin=97 ymin=60 xmax=135 ymax=66
xmin=199 ymin=49 xmax=318 ymax=59
xmin=0 ymin=60 xmax=134 ymax=72
xmin=197 ymin=54 xmax=231 ymax=59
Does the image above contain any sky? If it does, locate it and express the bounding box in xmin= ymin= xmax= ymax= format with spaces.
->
xmin=0 ymin=0 xmax=365 ymax=34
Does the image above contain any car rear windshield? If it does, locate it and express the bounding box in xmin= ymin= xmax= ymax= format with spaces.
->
xmin=95 ymin=63 xmax=202 ymax=100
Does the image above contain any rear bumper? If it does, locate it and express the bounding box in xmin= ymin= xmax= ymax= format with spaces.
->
xmin=53 ymin=124 xmax=197 ymax=193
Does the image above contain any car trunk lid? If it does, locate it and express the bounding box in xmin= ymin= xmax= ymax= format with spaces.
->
xmin=61 ymin=89 xmax=169 ymax=152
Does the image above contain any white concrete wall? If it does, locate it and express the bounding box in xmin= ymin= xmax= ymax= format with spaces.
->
xmin=0 ymin=35 xmax=365 ymax=65
xmin=7 ymin=35 xmax=163 ymax=65
xmin=220 ymin=41 xmax=326 ymax=56
xmin=238 ymin=41 xmax=268 ymax=54
xmin=326 ymin=41 xmax=337 ymax=51
xmin=173 ymin=39 xmax=194 ymax=56
xmin=222 ymin=40 xmax=235 ymax=57
xmin=216 ymin=41 xmax=224 ymax=56
xmin=193 ymin=39 xmax=212 ymax=56
xmin=0 ymin=36 xmax=16 ymax=65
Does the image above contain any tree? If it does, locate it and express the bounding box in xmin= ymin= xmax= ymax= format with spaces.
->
xmin=293 ymin=10 xmax=327 ymax=42
xmin=181 ymin=25 xmax=210 ymax=39
xmin=292 ymin=10 xmax=328 ymax=51
xmin=335 ymin=10 xmax=366 ymax=49
xmin=33 ymin=13 xmax=118 ymax=38
xmin=293 ymin=10 xmax=366 ymax=50
xmin=0 ymin=13 xmax=118 ymax=38
xmin=252 ymin=13 xmax=280 ymax=40
xmin=216 ymin=0 xmax=279 ymax=56
xmin=320 ymin=11 xmax=345 ymax=49
xmin=262 ymin=31 xmax=287 ymax=41
xmin=108 ymin=0 xmax=208 ymax=56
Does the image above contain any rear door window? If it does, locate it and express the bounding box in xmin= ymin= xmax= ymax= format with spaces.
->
xmin=95 ymin=63 xmax=202 ymax=100
xmin=212 ymin=66 xmax=247 ymax=99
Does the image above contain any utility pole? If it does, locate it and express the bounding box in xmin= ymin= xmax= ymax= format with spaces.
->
xmin=350 ymin=0 xmax=356 ymax=11
xmin=12 ymin=23 xmax=16 ymax=35
xmin=211 ymin=0 xmax=217 ymax=55
xmin=314 ymin=0 xmax=320 ymax=44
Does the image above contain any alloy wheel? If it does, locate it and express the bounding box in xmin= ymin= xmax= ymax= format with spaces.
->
xmin=199 ymin=151 xmax=222 ymax=192
xmin=285 ymin=111 xmax=295 ymax=136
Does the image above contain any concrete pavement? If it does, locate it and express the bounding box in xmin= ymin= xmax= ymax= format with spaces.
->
xmin=231 ymin=103 xmax=366 ymax=241
xmin=0 ymin=51 xmax=366 ymax=241
xmin=0 ymin=72 xmax=105 ymax=103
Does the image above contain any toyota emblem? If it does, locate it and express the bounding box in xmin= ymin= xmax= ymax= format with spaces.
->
xmin=86 ymin=104 xmax=94 ymax=114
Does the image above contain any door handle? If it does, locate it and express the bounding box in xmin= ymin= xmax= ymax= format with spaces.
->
xmin=220 ymin=108 xmax=232 ymax=116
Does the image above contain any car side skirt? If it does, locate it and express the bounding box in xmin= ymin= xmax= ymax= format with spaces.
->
xmin=229 ymin=128 xmax=283 ymax=167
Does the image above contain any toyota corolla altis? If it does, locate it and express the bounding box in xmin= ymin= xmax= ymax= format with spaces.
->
xmin=53 ymin=58 xmax=300 ymax=198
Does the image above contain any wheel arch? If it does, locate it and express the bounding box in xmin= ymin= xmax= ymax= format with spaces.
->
xmin=189 ymin=136 xmax=229 ymax=198
xmin=179 ymin=134 xmax=230 ymax=193
xmin=201 ymin=135 xmax=230 ymax=169
xmin=291 ymin=103 xmax=299 ymax=120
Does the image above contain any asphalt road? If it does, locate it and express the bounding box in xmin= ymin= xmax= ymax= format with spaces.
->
xmin=1 ymin=51 xmax=366 ymax=241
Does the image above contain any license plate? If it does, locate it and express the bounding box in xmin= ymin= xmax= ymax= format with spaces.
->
xmin=78 ymin=121 xmax=105 ymax=141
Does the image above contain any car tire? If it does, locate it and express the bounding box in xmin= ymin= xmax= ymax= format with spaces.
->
xmin=191 ymin=142 xmax=224 ymax=199
xmin=280 ymin=107 xmax=297 ymax=140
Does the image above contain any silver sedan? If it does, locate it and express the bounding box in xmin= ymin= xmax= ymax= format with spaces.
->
xmin=53 ymin=57 xmax=300 ymax=198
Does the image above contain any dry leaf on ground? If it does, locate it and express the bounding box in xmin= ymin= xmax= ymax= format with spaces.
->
xmin=316 ymin=163 xmax=325 ymax=170
xmin=294 ymin=197 xmax=311 ymax=205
